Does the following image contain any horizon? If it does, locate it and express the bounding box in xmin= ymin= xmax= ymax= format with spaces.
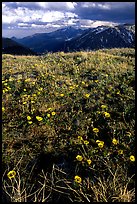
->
xmin=2 ymin=2 xmax=135 ymax=38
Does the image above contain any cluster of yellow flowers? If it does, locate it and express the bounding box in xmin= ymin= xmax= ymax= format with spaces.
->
xmin=77 ymin=136 xmax=89 ymax=145
xmin=45 ymin=108 xmax=56 ymax=118
xmin=27 ymin=116 xmax=33 ymax=124
xmin=96 ymin=140 xmax=104 ymax=148
xmin=36 ymin=116 xmax=43 ymax=121
xmin=2 ymin=80 xmax=12 ymax=93
xmin=76 ymin=155 xmax=92 ymax=165
xmin=78 ymin=136 xmax=83 ymax=141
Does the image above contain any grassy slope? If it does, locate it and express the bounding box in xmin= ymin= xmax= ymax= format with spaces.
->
xmin=2 ymin=48 xmax=135 ymax=202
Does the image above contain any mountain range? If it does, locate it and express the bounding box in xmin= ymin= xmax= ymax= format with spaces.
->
xmin=3 ymin=24 xmax=135 ymax=55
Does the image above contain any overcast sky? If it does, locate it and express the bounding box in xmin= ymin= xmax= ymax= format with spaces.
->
xmin=2 ymin=2 xmax=135 ymax=38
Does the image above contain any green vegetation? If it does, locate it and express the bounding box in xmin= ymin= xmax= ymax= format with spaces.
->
xmin=2 ymin=48 xmax=135 ymax=202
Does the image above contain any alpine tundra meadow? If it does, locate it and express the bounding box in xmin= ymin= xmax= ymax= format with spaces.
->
xmin=2 ymin=48 xmax=135 ymax=202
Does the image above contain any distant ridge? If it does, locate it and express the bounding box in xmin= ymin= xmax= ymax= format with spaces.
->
xmin=2 ymin=37 xmax=37 ymax=55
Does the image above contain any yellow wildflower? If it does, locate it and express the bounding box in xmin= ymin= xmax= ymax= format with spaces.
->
xmin=47 ymin=108 xmax=52 ymax=111
xmin=2 ymin=107 xmax=5 ymax=112
xmin=32 ymin=81 xmax=35 ymax=85
xmin=31 ymin=101 xmax=35 ymax=104
xmin=101 ymin=105 xmax=107 ymax=109
xmin=112 ymin=138 xmax=118 ymax=145
xmin=32 ymin=94 xmax=37 ymax=97
xmin=116 ymin=90 xmax=120 ymax=95
xmin=28 ymin=121 xmax=33 ymax=124
xmin=60 ymin=93 xmax=64 ymax=97
xmin=69 ymin=86 xmax=74 ymax=90
xmin=93 ymin=128 xmax=99 ymax=133
xmin=51 ymin=112 xmax=56 ymax=116
xmin=78 ymin=136 xmax=83 ymax=141
xmin=5 ymin=88 xmax=9 ymax=92
xmin=104 ymin=112 xmax=110 ymax=118
xmin=118 ymin=150 xmax=123 ymax=155
xmin=84 ymin=140 xmax=89 ymax=145
xmin=9 ymin=77 xmax=14 ymax=81
xmin=47 ymin=113 xmax=50 ymax=118
xmin=130 ymin=155 xmax=135 ymax=162
xmin=7 ymin=86 xmax=11 ymax=90
xmin=27 ymin=116 xmax=31 ymax=120
xmin=23 ymin=102 xmax=27 ymax=105
xmin=87 ymin=159 xmax=92 ymax=165
xmin=25 ymin=78 xmax=31 ymax=82
xmin=7 ymin=170 xmax=16 ymax=179
xmin=96 ymin=140 xmax=101 ymax=143
xmin=97 ymin=111 xmax=101 ymax=114
xmin=96 ymin=140 xmax=104 ymax=147
xmin=24 ymin=89 xmax=26 ymax=92
xmin=36 ymin=116 xmax=43 ymax=121
xmin=125 ymin=132 xmax=132 ymax=137
xmin=76 ymin=155 xmax=83 ymax=161
xmin=82 ymin=81 xmax=85 ymax=85
xmin=22 ymin=94 xmax=27 ymax=98
xmin=74 ymin=175 xmax=82 ymax=184
xmin=85 ymin=93 xmax=90 ymax=98
xmin=95 ymin=80 xmax=99 ymax=83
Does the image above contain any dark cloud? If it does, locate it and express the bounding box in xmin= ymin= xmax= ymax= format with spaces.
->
xmin=75 ymin=2 xmax=135 ymax=23
xmin=4 ymin=2 xmax=77 ymax=11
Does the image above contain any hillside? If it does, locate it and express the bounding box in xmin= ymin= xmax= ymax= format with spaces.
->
xmin=2 ymin=38 xmax=37 ymax=55
xmin=2 ymin=48 xmax=135 ymax=202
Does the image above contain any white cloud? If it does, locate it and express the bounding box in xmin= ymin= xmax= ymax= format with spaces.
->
xmin=36 ymin=2 xmax=77 ymax=10
xmin=41 ymin=11 xmax=65 ymax=23
xmin=65 ymin=12 xmax=78 ymax=18
xmin=66 ymin=2 xmax=77 ymax=10
xmin=98 ymin=3 xmax=110 ymax=10
xmin=18 ymin=22 xmax=29 ymax=27
xmin=82 ymin=2 xmax=110 ymax=10
xmin=2 ymin=3 xmax=78 ymax=25
xmin=82 ymin=3 xmax=96 ymax=8
xmin=77 ymin=19 xmax=118 ymax=28
xmin=90 ymin=20 xmax=118 ymax=27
